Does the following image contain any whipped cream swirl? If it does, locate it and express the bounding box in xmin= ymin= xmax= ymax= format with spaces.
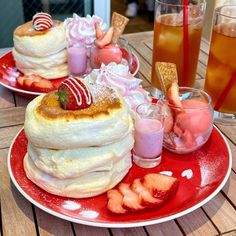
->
xmin=64 ymin=14 xmax=107 ymax=46
xmin=85 ymin=63 xmax=151 ymax=111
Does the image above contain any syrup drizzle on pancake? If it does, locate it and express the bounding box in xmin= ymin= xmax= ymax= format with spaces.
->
xmin=62 ymin=78 xmax=92 ymax=106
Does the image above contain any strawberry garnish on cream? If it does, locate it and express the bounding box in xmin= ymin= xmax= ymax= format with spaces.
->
xmin=94 ymin=25 xmax=114 ymax=48
xmin=57 ymin=77 xmax=92 ymax=110
xmin=32 ymin=12 xmax=53 ymax=31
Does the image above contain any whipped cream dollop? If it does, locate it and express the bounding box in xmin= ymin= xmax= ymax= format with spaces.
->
xmin=85 ymin=63 xmax=151 ymax=111
xmin=64 ymin=14 xmax=107 ymax=46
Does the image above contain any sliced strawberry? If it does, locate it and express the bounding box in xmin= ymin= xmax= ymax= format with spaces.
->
xmin=167 ymin=81 xmax=182 ymax=108
xmin=31 ymin=79 xmax=54 ymax=93
xmin=107 ymin=189 xmax=126 ymax=214
xmin=182 ymin=130 xmax=197 ymax=148
xmin=95 ymin=27 xmax=114 ymax=48
xmin=23 ymin=77 xmax=42 ymax=90
xmin=17 ymin=74 xmax=43 ymax=90
xmin=142 ymin=173 xmax=179 ymax=200
xmin=118 ymin=183 xmax=144 ymax=211
xmin=16 ymin=76 xmax=26 ymax=87
xmin=131 ymin=178 xmax=160 ymax=206
xmin=57 ymin=77 xmax=93 ymax=110
xmin=95 ymin=22 xmax=103 ymax=39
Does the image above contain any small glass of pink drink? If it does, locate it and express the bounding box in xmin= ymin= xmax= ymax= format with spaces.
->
xmin=134 ymin=103 xmax=165 ymax=168
xmin=67 ymin=44 xmax=87 ymax=76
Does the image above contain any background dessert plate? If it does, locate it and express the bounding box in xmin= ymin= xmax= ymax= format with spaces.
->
xmin=8 ymin=126 xmax=231 ymax=228
xmin=0 ymin=50 xmax=139 ymax=98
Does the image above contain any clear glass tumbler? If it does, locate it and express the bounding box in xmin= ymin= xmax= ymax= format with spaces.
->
xmin=151 ymin=0 xmax=206 ymax=96
xmin=204 ymin=5 xmax=236 ymax=124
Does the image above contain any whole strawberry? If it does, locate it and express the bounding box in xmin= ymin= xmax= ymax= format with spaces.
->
xmin=56 ymin=77 xmax=93 ymax=110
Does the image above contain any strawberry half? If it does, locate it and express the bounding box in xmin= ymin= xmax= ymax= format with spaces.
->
xmin=56 ymin=77 xmax=93 ymax=110
xmin=95 ymin=22 xmax=103 ymax=39
xmin=95 ymin=27 xmax=114 ymax=48
xmin=167 ymin=81 xmax=182 ymax=108
xmin=142 ymin=173 xmax=179 ymax=200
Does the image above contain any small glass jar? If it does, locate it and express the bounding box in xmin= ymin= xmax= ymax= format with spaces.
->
xmin=160 ymin=87 xmax=214 ymax=154
xmin=90 ymin=36 xmax=132 ymax=69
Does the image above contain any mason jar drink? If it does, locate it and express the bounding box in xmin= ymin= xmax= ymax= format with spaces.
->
xmin=151 ymin=0 xmax=206 ymax=92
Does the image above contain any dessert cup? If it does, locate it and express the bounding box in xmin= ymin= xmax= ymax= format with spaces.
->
xmin=161 ymin=87 xmax=213 ymax=154
xmin=90 ymin=36 xmax=132 ymax=69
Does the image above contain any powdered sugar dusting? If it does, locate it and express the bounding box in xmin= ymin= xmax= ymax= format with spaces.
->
xmin=90 ymin=84 xmax=119 ymax=104
xmin=199 ymin=152 xmax=226 ymax=187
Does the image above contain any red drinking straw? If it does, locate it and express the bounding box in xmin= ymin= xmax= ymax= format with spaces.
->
xmin=214 ymin=71 xmax=236 ymax=111
xmin=183 ymin=0 xmax=189 ymax=86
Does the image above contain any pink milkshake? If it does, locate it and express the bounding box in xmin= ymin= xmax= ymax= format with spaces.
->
xmin=134 ymin=103 xmax=165 ymax=168
xmin=67 ymin=46 xmax=87 ymax=76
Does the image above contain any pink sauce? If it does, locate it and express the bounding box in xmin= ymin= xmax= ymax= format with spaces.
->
xmin=67 ymin=46 xmax=87 ymax=76
xmin=134 ymin=119 xmax=164 ymax=158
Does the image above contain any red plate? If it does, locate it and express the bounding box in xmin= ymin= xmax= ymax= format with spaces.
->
xmin=0 ymin=51 xmax=139 ymax=98
xmin=8 ymin=127 xmax=231 ymax=228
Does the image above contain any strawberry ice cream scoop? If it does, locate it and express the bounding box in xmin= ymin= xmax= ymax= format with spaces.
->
xmin=91 ymin=44 xmax=122 ymax=68
xmin=163 ymin=87 xmax=213 ymax=154
xmin=174 ymin=100 xmax=212 ymax=137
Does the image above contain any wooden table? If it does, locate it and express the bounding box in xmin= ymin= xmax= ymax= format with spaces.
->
xmin=1 ymin=31 xmax=236 ymax=236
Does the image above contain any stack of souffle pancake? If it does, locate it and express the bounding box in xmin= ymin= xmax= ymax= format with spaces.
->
xmin=24 ymin=82 xmax=134 ymax=198
xmin=13 ymin=16 xmax=68 ymax=79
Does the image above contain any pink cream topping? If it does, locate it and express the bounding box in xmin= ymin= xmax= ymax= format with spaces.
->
xmin=85 ymin=63 xmax=151 ymax=111
xmin=63 ymin=14 xmax=107 ymax=46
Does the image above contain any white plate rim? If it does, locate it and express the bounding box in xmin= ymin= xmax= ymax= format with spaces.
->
xmin=7 ymin=126 xmax=232 ymax=228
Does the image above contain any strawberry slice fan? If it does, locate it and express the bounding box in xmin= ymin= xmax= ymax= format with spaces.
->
xmin=183 ymin=0 xmax=189 ymax=86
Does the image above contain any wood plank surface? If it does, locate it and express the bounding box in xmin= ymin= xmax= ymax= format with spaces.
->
xmin=35 ymin=208 xmax=74 ymax=236
xmin=0 ymin=125 xmax=23 ymax=149
xmin=0 ymin=149 xmax=37 ymax=236
xmin=74 ymin=224 xmax=110 ymax=236
xmin=0 ymin=107 xmax=25 ymax=128
xmin=202 ymin=192 xmax=236 ymax=233
xmin=111 ymin=227 xmax=147 ymax=236
xmin=176 ymin=208 xmax=219 ymax=236
xmin=145 ymin=221 xmax=184 ymax=236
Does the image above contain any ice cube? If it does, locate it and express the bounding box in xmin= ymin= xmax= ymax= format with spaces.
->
xmin=158 ymin=29 xmax=183 ymax=54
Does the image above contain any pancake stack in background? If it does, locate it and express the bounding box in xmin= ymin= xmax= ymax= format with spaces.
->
xmin=23 ymin=79 xmax=134 ymax=198
xmin=12 ymin=13 xmax=68 ymax=79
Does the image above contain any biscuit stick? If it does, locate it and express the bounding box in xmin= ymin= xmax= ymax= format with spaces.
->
xmin=155 ymin=62 xmax=178 ymax=96
xmin=111 ymin=12 xmax=129 ymax=44
xmin=155 ymin=62 xmax=178 ymax=147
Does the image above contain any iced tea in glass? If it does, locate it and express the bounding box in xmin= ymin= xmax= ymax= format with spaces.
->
xmin=151 ymin=0 xmax=206 ymax=91
xmin=204 ymin=5 xmax=236 ymax=124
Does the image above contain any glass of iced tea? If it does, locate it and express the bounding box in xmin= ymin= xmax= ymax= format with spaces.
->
xmin=204 ymin=5 xmax=236 ymax=124
xmin=151 ymin=0 xmax=206 ymax=96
